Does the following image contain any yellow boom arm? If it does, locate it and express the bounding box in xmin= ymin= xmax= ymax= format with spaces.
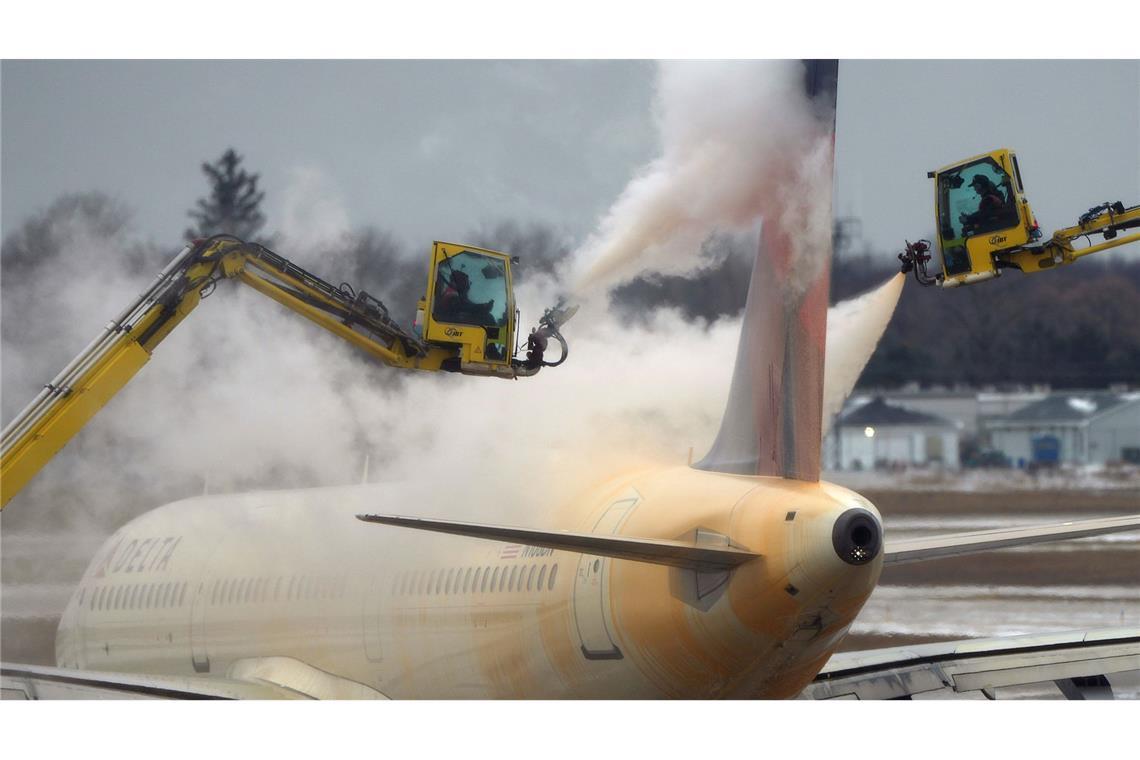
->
xmin=0 ymin=235 xmax=572 ymax=509
xmin=899 ymin=148 xmax=1140 ymax=288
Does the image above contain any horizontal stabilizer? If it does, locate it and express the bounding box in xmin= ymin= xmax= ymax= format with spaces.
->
xmin=355 ymin=514 xmax=759 ymax=571
xmin=884 ymin=514 xmax=1140 ymax=565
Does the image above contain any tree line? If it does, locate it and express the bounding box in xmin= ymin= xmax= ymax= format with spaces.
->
xmin=5 ymin=148 xmax=1137 ymax=391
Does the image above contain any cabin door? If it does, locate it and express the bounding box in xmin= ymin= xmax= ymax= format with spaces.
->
xmin=363 ymin=575 xmax=384 ymax=663
xmin=190 ymin=579 xmax=211 ymax=673
xmin=572 ymin=492 xmax=639 ymax=660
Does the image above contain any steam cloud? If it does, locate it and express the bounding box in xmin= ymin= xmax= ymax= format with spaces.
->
xmin=569 ymin=60 xmax=833 ymax=299
xmin=2 ymin=61 xmax=893 ymax=544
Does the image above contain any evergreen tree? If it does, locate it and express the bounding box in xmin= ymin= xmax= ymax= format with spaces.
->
xmin=185 ymin=148 xmax=266 ymax=241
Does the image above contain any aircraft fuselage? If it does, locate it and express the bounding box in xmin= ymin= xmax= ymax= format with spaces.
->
xmin=55 ymin=467 xmax=882 ymax=698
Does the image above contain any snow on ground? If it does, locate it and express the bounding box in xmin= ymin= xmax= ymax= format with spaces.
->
xmin=826 ymin=463 xmax=1140 ymax=492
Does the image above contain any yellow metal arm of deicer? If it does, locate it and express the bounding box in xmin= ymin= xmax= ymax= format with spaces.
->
xmin=0 ymin=235 xmax=575 ymax=509
xmin=898 ymin=148 xmax=1140 ymax=288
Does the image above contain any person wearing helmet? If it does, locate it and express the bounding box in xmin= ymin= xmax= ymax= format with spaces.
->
xmin=959 ymin=174 xmax=1008 ymax=232
xmin=435 ymin=268 xmax=494 ymax=326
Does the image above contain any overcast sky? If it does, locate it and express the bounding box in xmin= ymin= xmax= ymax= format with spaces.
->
xmin=2 ymin=60 xmax=1137 ymax=258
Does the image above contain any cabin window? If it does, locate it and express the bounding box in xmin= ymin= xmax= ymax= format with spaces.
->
xmin=463 ymin=567 xmax=472 ymax=593
xmin=144 ymin=584 xmax=155 ymax=608
xmin=548 ymin=565 xmax=558 ymax=591
xmin=446 ymin=568 xmax=456 ymax=594
xmin=178 ymin=583 xmax=187 ymax=606
xmin=435 ymin=571 xmax=445 ymax=595
xmin=491 ymin=567 xmax=501 ymax=592
xmin=112 ymin=586 xmax=122 ymax=610
xmin=473 ymin=567 xmax=483 ymax=593
xmin=507 ymin=566 xmax=518 ymax=592
xmin=131 ymin=585 xmax=141 ymax=609
xmin=537 ymin=565 xmax=547 ymax=591
xmin=526 ymin=565 xmax=536 ymax=591
xmin=230 ymin=579 xmax=241 ymax=605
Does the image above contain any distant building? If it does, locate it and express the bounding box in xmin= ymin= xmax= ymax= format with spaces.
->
xmin=846 ymin=388 xmax=1047 ymax=436
xmin=986 ymin=392 xmax=1140 ymax=466
xmin=828 ymin=397 xmax=960 ymax=471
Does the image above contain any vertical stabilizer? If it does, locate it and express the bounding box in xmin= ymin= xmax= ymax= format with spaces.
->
xmin=694 ymin=61 xmax=838 ymax=481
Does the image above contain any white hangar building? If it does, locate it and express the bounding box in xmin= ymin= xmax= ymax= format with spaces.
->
xmin=828 ymin=397 xmax=960 ymax=471
xmin=986 ymin=392 xmax=1140 ymax=466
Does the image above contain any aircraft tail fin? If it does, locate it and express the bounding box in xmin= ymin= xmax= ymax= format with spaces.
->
xmin=694 ymin=60 xmax=838 ymax=481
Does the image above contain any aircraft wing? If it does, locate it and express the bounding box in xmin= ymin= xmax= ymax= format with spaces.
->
xmin=1 ymin=657 xmax=389 ymax=700
xmin=883 ymin=513 xmax=1140 ymax=565
xmin=800 ymin=628 xmax=1140 ymax=700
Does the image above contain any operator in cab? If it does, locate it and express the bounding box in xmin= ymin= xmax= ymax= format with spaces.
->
xmin=959 ymin=174 xmax=1008 ymax=232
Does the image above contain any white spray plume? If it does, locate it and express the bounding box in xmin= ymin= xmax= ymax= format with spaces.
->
xmin=276 ymin=166 xmax=351 ymax=252
xmin=3 ymin=63 xmax=890 ymax=539
xmin=822 ymin=273 xmax=906 ymax=437
xmin=569 ymin=60 xmax=831 ymax=297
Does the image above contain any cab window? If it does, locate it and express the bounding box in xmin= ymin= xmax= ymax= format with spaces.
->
xmin=432 ymin=251 xmax=508 ymax=329
xmin=938 ymin=158 xmax=1019 ymax=241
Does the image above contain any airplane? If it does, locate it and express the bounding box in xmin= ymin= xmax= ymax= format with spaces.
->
xmin=3 ymin=61 xmax=1139 ymax=700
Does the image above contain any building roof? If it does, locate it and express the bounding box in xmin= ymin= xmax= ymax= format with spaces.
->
xmin=837 ymin=397 xmax=955 ymax=429
xmin=998 ymin=392 xmax=1138 ymax=424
